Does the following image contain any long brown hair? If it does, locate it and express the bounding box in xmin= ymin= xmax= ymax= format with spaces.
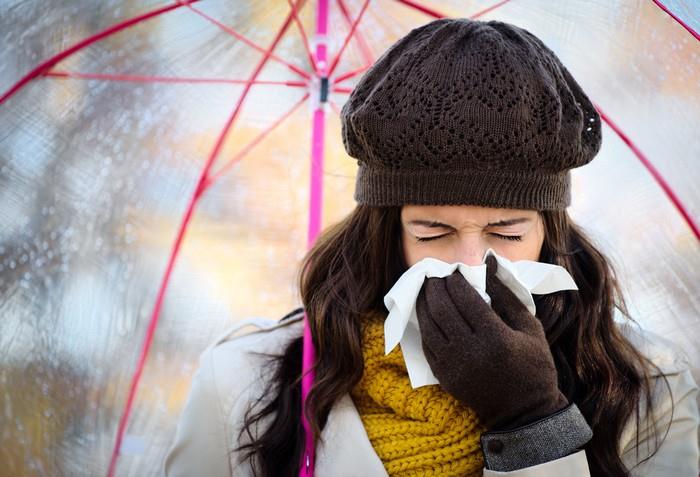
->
xmin=235 ymin=204 xmax=672 ymax=476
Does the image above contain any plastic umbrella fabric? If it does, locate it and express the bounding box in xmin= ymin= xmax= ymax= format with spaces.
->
xmin=0 ymin=1 xmax=698 ymax=475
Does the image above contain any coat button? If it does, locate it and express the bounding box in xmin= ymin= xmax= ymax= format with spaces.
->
xmin=487 ymin=439 xmax=504 ymax=453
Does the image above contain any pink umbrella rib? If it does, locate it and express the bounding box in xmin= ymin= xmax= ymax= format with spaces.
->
xmin=332 ymin=65 xmax=371 ymax=85
xmin=328 ymin=0 xmax=371 ymax=77
xmin=652 ymin=0 xmax=700 ymax=41
xmin=182 ymin=2 xmax=312 ymax=81
xmin=0 ymin=1 xmax=200 ymax=105
xmin=393 ymin=0 xmax=444 ymax=18
xmin=44 ymin=70 xmax=308 ymax=87
xmin=470 ymin=0 xmax=513 ymax=19
xmin=336 ymin=0 xmax=375 ymax=66
xmin=204 ymin=92 xmax=311 ymax=189
xmin=595 ymin=104 xmax=700 ymax=240
xmin=287 ymin=0 xmax=320 ymax=74
xmin=329 ymin=99 xmax=343 ymax=115
xmin=107 ymin=1 xmax=312 ymax=476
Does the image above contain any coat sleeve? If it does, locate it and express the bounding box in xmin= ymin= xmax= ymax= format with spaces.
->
xmin=161 ymin=345 xmax=235 ymax=477
xmin=482 ymin=366 xmax=700 ymax=477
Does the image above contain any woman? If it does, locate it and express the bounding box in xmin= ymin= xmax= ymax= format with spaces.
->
xmin=163 ymin=17 xmax=699 ymax=476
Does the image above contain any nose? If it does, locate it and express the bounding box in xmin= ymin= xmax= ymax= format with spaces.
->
xmin=453 ymin=235 xmax=487 ymax=266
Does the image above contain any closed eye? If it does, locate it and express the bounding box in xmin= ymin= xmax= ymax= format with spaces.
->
xmin=493 ymin=234 xmax=523 ymax=241
xmin=415 ymin=235 xmax=445 ymax=242
xmin=415 ymin=233 xmax=523 ymax=242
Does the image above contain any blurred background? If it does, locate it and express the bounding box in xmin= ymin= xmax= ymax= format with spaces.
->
xmin=0 ymin=0 xmax=698 ymax=475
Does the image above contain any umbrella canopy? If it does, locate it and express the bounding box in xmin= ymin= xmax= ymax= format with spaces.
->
xmin=0 ymin=1 xmax=698 ymax=475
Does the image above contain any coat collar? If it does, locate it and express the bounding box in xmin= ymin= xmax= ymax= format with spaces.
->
xmin=315 ymin=393 xmax=389 ymax=476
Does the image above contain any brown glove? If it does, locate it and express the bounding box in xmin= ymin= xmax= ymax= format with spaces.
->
xmin=415 ymin=254 xmax=569 ymax=431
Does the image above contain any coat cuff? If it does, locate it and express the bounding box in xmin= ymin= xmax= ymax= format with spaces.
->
xmin=480 ymin=403 xmax=593 ymax=472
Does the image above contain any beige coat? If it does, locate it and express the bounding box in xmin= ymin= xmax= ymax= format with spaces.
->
xmin=163 ymin=311 xmax=700 ymax=476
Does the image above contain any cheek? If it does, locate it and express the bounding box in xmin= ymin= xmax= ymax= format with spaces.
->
xmin=507 ymin=230 xmax=544 ymax=262
xmin=499 ymin=239 xmax=540 ymax=262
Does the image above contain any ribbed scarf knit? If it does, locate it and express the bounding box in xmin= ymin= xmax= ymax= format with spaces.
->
xmin=349 ymin=310 xmax=486 ymax=476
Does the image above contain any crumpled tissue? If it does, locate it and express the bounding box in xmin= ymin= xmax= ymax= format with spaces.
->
xmin=383 ymin=247 xmax=578 ymax=389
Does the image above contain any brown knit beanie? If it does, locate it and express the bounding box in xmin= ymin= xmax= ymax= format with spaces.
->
xmin=340 ymin=18 xmax=602 ymax=210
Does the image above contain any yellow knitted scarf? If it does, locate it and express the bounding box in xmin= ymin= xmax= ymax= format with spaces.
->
xmin=350 ymin=310 xmax=486 ymax=477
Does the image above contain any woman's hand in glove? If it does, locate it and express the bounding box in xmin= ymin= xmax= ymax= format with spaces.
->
xmin=415 ymin=254 xmax=569 ymax=431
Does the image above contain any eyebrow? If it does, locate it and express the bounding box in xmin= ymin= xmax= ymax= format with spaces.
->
xmin=407 ymin=217 xmax=532 ymax=229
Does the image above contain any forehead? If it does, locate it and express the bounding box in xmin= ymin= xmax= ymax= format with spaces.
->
xmin=401 ymin=204 xmax=538 ymax=225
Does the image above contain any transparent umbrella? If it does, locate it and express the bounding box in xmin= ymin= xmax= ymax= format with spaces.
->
xmin=0 ymin=1 xmax=698 ymax=475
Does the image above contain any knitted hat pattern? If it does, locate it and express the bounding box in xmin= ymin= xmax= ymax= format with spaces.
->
xmin=340 ymin=18 xmax=602 ymax=210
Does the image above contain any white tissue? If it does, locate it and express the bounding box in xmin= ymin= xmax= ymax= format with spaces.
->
xmin=383 ymin=248 xmax=578 ymax=389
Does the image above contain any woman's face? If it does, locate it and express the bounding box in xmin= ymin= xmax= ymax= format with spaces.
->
xmin=401 ymin=204 xmax=545 ymax=267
